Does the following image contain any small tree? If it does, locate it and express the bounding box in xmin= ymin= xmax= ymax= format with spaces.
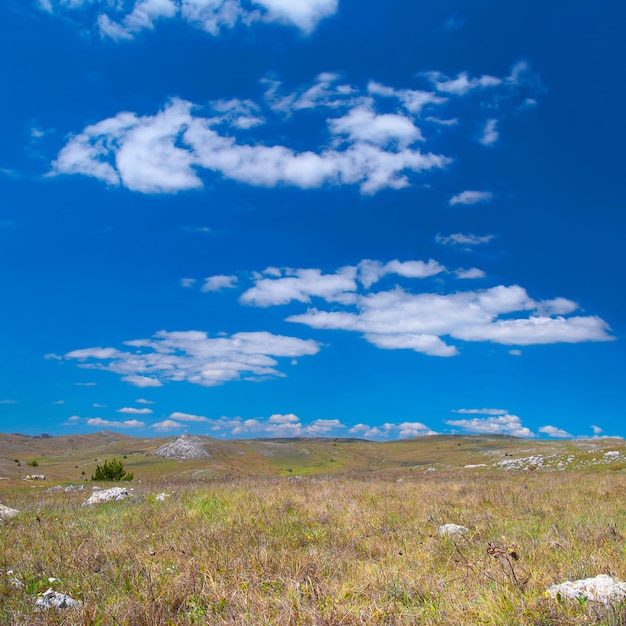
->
xmin=91 ymin=458 xmax=133 ymax=481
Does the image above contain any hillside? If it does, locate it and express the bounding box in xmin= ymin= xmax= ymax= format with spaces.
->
xmin=1 ymin=431 xmax=624 ymax=483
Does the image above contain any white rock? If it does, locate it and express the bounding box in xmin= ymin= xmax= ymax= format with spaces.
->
xmin=547 ymin=575 xmax=626 ymax=604
xmin=35 ymin=588 xmax=81 ymax=609
xmin=0 ymin=504 xmax=19 ymax=519
xmin=464 ymin=464 xmax=487 ymax=469
xmin=438 ymin=524 xmax=469 ymax=537
xmin=155 ymin=492 xmax=170 ymax=501
xmin=604 ymin=451 xmax=620 ymax=459
xmin=25 ymin=474 xmax=46 ymax=480
xmin=83 ymin=487 xmax=129 ymax=506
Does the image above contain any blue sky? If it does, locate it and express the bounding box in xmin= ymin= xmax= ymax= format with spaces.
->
xmin=1 ymin=0 xmax=624 ymax=440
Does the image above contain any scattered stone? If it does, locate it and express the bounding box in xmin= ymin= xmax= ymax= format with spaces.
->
xmin=154 ymin=434 xmax=211 ymax=460
xmin=604 ymin=451 xmax=620 ymax=459
xmin=0 ymin=504 xmax=19 ymax=519
xmin=547 ymin=575 xmax=626 ymax=604
xmin=464 ymin=464 xmax=487 ymax=469
xmin=82 ymin=487 xmax=130 ymax=506
xmin=155 ymin=492 xmax=170 ymax=501
xmin=35 ymin=588 xmax=81 ymax=609
xmin=25 ymin=474 xmax=46 ymax=480
xmin=438 ymin=524 xmax=469 ymax=537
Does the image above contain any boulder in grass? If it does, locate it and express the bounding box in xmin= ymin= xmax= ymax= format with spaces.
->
xmin=547 ymin=575 xmax=626 ymax=605
xmin=0 ymin=504 xmax=19 ymax=519
xmin=438 ymin=523 xmax=469 ymax=537
xmin=82 ymin=487 xmax=130 ymax=506
xmin=36 ymin=588 xmax=81 ymax=609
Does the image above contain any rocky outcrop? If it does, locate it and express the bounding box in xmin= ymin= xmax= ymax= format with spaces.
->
xmin=0 ymin=504 xmax=19 ymax=519
xmin=547 ymin=575 xmax=626 ymax=604
xmin=154 ymin=435 xmax=211 ymax=460
xmin=83 ymin=487 xmax=130 ymax=506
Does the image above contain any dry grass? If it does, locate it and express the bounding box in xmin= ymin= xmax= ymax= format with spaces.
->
xmin=1 ymin=469 xmax=626 ymax=625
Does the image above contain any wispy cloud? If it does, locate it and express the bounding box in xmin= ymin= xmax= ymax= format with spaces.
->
xmin=479 ymin=118 xmax=499 ymax=146
xmin=64 ymin=330 xmax=320 ymax=387
xmin=449 ymin=190 xmax=493 ymax=206
xmin=436 ymin=233 xmax=495 ymax=247
xmin=117 ymin=407 xmax=153 ymax=415
xmin=455 ymin=268 xmax=486 ymax=279
xmin=43 ymin=0 xmax=339 ymax=40
xmin=169 ymin=412 xmax=209 ymax=422
xmin=202 ymin=275 xmax=238 ymax=292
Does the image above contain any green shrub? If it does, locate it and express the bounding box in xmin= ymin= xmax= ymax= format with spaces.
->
xmin=91 ymin=458 xmax=133 ymax=482
xmin=26 ymin=459 xmax=39 ymax=467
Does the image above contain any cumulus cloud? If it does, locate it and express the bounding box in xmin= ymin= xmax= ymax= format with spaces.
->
xmin=286 ymin=282 xmax=613 ymax=356
xmin=202 ymin=274 xmax=238 ymax=292
xmin=539 ymin=425 xmax=573 ymax=438
xmin=349 ymin=421 xmax=436 ymax=439
xmin=86 ymin=417 xmax=145 ymax=428
xmin=64 ymin=330 xmax=320 ymax=387
xmin=117 ymin=407 xmax=153 ymax=414
xmin=203 ymin=413 xmax=345 ymax=437
xmin=43 ymin=0 xmax=338 ymax=39
xmin=445 ymin=414 xmax=534 ymax=437
xmin=241 ymin=266 xmax=358 ymax=306
xmin=52 ymin=64 xmax=539 ymax=196
xmin=449 ymin=190 xmax=493 ymax=206
xmin=52 ymin=98 xmax=449 ymax=195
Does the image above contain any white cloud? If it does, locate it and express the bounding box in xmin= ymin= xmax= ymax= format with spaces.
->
xmin=539 ymin=425 xmax=573 ymax=439
xmin=445 ymin=414 xmax=534 ymax=437
xmin=425 ymin=71 xmax=502 ymax=95
xmin=152 ymin=419 xmax=184 ymax=431
xmin=455 ymin=268 xmax=486 ymax=279
xmin=479 ymin=118 xmax=499 ymax=146
xmin=436 ymin=233 xmax=495 ymax=247
xmin=53 ymin=400 xmax=65 ymax=405
xmin=86 ymin=418 xmax=145 ymax=428
xmin=508 ymin=349 xmax=522 ymax=356
xmin=136 ymin=398 xmax=154 ymax=404
xmin=202 ymin=274 xmax=238 ymax=292
xmin=453 ymin=408 xmax=509 ymax=415
xmin=64 ymin=330 xmax=320 ymax=387
xmin=357 ymin=259 xmax=445 ymax=289
xmin=329 ymin=106 xmax=423 ymax=147
xmin=349 ymin=421 xmax=436 ymax=439
xmin=52 ymin=98 xmax=449 ymax=195
xmin=0 ymin=399 xmax=18 ymax=405
xmin=268 ymin=413 xmax=300 ymax=424
xmin=181 ymin=278 xmax=196 ymax=288
xmin=117 ymin=407 xmax=153 ymax=414
xmin=286 ymin=282 xmax=614 ymax=355
xmin=591 ymin=425 xmax=603 ymax=435
xmin=169 ymin=411 xmax=209 ymax=422
xmin=44 ymin=0 xmax=338 ymax=39
xmin=367 ymin=81 xmax=446 ymax=114
xmin=449 ymin=190 xmax=493 ymax=206
xmin=240 ymin=266 xmax=358 ymax=306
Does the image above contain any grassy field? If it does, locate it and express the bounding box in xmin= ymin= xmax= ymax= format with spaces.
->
xmin=1 ymin=433 xmax=625 ymax=624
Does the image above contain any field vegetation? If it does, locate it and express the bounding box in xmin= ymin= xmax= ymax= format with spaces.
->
xmin=0 ymin=433 xmax=625 ymax=624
